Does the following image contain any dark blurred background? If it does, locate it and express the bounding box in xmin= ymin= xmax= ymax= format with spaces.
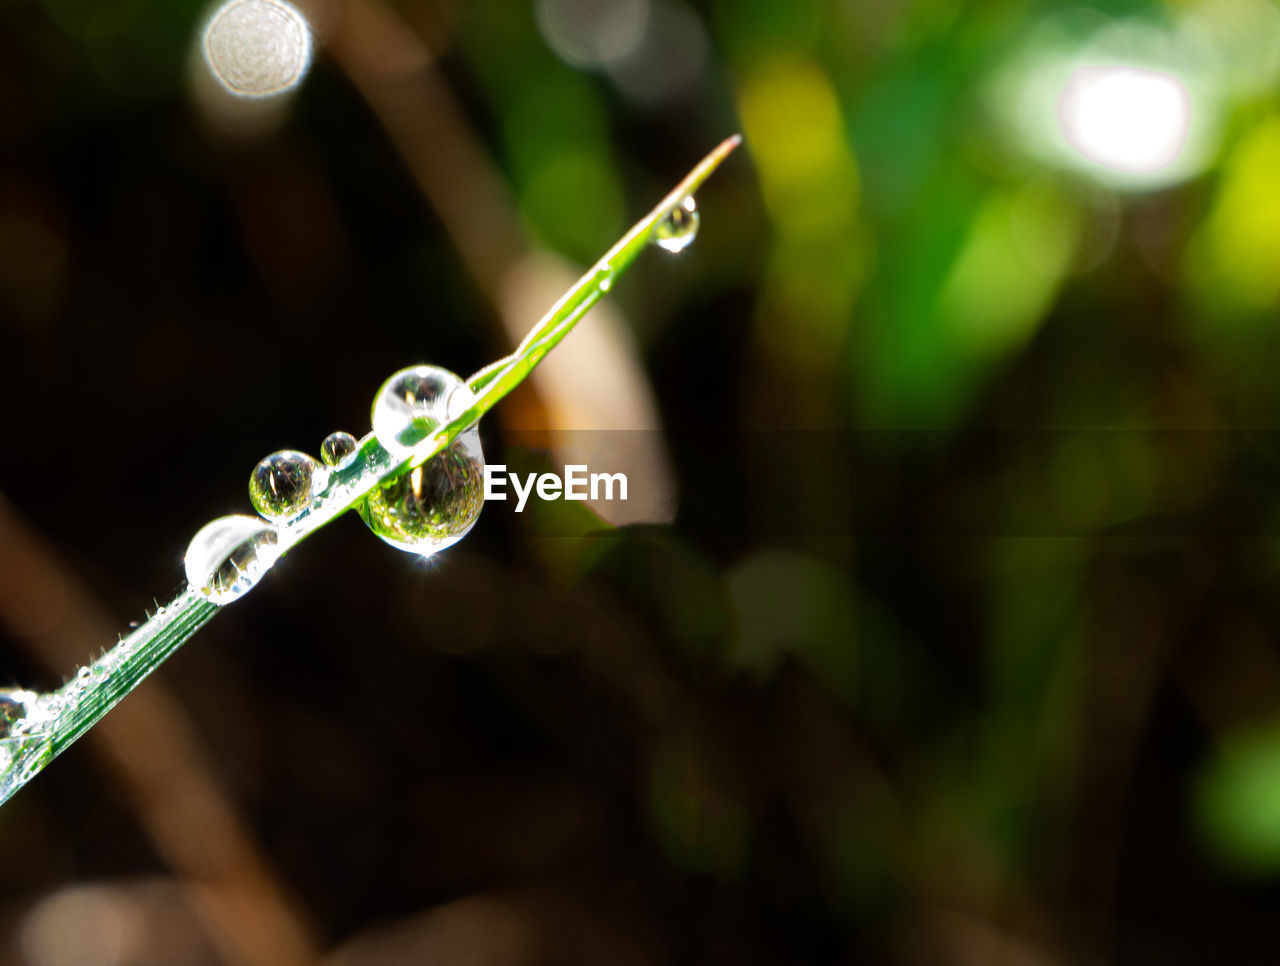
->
xmin=5 ymin=0 xmax=1280 ymax=962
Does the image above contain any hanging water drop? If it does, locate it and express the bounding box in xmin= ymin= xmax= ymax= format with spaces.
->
xmin=360 ymin=427 xmax=485 ymax=555
xmin=321 ymin=431 xmax=359 ymax=469
xmin=653 ymin=195 xmax=699 ymax=253
xmin=371 ymin=365 xmax=475 ymax=458
xmin=184 ymin=515 xmax=281 ymax=605
xmin=249 ymin=450 xmax=318 ymax=520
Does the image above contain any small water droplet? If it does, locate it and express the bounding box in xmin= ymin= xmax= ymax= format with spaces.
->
xmin=371 ymin=365 xmax=475 ymax=458
xmin=653 ymin=195 xmax=699 ymax=253
xmin=321 ymin=431 xmax=359 ymax=469
xmin=184 ymin=515 xmax=281 ymax=605
xmin=249 ymin=450 xmax=318 ymax=520
xmin=0 ymin=690 xmax=28 ymax=739
xmin=360 ymin=427 xmax=485 ymax=555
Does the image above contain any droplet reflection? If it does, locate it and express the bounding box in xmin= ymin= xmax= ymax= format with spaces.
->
xmin=320 ymin=431 xmax=359 ymax=469
xmin=360 ymin=427 xmax=485 ymax=556
xmin=371 ymin=365 xmax=474 ymax=459
xmin=249 ymin=450 xmax=318 ymax=521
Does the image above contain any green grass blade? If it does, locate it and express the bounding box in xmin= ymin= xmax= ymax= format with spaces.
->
xmin=0 ymin=136 xmax=741 ymax=807
xmin=463 ymin=134 xmax=742 ymax=412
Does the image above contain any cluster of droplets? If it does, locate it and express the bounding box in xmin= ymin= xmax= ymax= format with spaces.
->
xmin=181 ymin=366 xmax=486 ymax=606
xmin=179 ymin=192 xmax=702 ymax=607
xmin=0 ymin=173 xmax=720 ymax=809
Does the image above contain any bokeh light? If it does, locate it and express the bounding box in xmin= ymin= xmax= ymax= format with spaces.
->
xmin=1057 ymin=64 xmax=1191 ymax=173
xmin=998 ymin=14 xmax=1219 ymax=190
xmin=21 ymin=885 xmax=136 ymax=966
xmin=604 ymin=0 xmax=709 ymax=105
xmin=201 ymin=0 xmax=312 ymax=98
xmin=534 ymin=0 xmax=650 ymax=69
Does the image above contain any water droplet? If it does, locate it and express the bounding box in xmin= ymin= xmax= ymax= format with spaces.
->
xmin=321 ymin=431 xmax=359 ymax=469
xmin=653 ymin=195 xmax=699 ymax=253
xmin=249 ymin=450 xmax=317 ymax=520
xmin=360 ymin=428 xmax=485 ymax=555
xmin=0 ymin=719 xmax=53 ymax=803
xmin=184 ymin=515 xmax=281 ymax=605
xmin=371 ymin=365 xmax=475 ymax=458
xmin=0 ymin=690 xmax=28 ymax=739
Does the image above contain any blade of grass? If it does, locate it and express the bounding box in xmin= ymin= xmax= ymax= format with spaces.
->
xmin=464 ymin=135 xmax=742 ymax=408
xmin=0 ymin=136 xmax=741 ymax=806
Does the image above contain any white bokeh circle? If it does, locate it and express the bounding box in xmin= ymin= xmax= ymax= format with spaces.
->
xmin=202 ymin=0 xmax=312 ymax=99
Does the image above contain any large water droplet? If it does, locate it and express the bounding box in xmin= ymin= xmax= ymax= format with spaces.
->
xmin=360 ymin=428 xmax=485 ymax=555
xmin=249 ymin=450 xmax=318 ymax=520
xmin=321 ymin=431 xmax=358 ymax=469
xmin=371 ymin=365 xmax=475 ymax=458
xmin=653 ymin=195 xmax=699 ymax=253
xmin=184 ymin=515 xmax=281 ymax=604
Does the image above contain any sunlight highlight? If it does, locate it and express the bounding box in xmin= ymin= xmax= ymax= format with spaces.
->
xmin=1057 ymin=65 xmax=1191 ymax=174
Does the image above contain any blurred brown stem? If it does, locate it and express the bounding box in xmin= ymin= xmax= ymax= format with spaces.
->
xmin=328 ymin=0 xmax=524 ymax=297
